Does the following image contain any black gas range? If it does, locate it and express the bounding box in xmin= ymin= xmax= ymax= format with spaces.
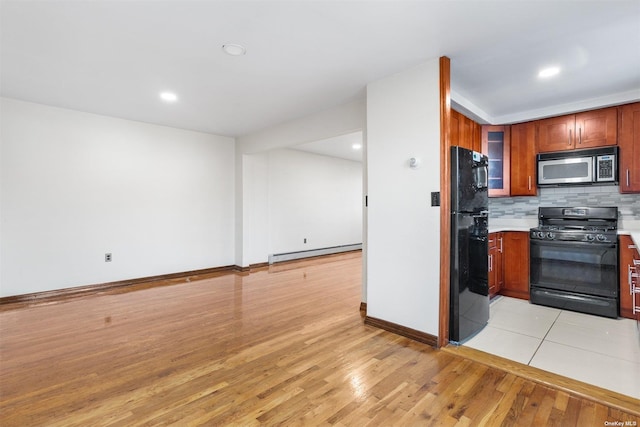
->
xmin=529 ymin=207 xmax=619 ymax=318
xmin=530 ymin=207 xmax=618 ymax=244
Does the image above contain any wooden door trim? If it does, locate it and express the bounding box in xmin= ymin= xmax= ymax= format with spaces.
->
xmin=438 ymin=56 xmax=451 ymax=348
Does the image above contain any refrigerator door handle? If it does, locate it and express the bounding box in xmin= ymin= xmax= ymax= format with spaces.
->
xmin=474 ymin=164 xmax=489 ymax=189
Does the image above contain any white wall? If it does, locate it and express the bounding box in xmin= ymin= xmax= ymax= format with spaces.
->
xmin=240 ymin=149 xmax=362 ymax=265
xmin=366 ymin=59 xmax=442 ymax=335
xmin=242 ymin=152 xmax=269 ymax=266
xmin=0 ymin=98 xmax=235 ymax=297
xmin=235 ymin=99 xmax=366 ymax=267
xmin=268 ymin=149 xmax=362 ymax=255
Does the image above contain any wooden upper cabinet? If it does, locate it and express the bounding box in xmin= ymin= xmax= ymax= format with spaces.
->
xmin=510 ymin=122 xmax=537 ymax=196
xmin=537 ymin=115 xmax=575 ymax=152
xmin=451 ymin=109 xmax=481 ymax=153
xmin=482 ymin=125 xmax=510 ymax=197
xmin=575 ymin=108 xmax=617 ymax=148
xmin=451 ymin=110 xmax=460 ymax=147
xmin=618 ymin=102 xmax=640 ymax=193
xmin=538 ymin=107 xmax=617 ymax=152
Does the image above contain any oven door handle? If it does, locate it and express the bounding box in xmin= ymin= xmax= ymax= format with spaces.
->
xmin=530 ymin=240 xmax=617 ymax=249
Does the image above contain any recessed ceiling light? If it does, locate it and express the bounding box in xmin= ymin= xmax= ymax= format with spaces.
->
xmin=538 ymin=67 xmax=560 ymax=78
xmin=352 ymin=143 xmax=362 ymax=150
xmin=222 ymin=44 xmax=246 ymax=56
xmin=160 ymin=92 xmax=178 ymax=102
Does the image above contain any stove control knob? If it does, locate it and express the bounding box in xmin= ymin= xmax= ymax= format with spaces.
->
xmin=546 ymin=232 xmax=555 ymax=239
xmin=596 ymin=234 xmax=606 ymax=241
xmin=537 ymin=231 xmax=545 ymax=239
xmin=585 ymin=234 xmax=595 ymax=241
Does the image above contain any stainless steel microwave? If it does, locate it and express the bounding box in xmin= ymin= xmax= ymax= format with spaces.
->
xmin=537 ymin=146 xmax=618 ymax=186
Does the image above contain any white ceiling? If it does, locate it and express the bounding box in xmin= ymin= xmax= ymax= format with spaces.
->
xmin=292 ymin=131 xmax=363 ymax=162
xmin=2 ymin=1 xmax=639 ymax=142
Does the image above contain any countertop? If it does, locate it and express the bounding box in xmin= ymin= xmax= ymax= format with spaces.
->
xmin=488 ymin=218 xmax=537 ymax=234
xmin=627 ymin=232 xmax=640 ymax=249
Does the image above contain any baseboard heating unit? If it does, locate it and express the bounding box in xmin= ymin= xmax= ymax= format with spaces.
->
xmin=268 ymin=243 xmax=362 ymax=265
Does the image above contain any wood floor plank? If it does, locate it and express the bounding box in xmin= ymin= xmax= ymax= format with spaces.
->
xmin=514 ymin=383 xmax=551 ymax=427
xmin=442 ymin=343 xmax=640 ymax=416
xmin=1 ymin=252 xmax=638 ymax=426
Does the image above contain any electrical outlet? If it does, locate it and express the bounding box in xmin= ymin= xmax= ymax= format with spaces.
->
xmin=304 ymin=238 xmax=307 ymax=244
xmin=105 ymin=253 xmax=112 ymax=262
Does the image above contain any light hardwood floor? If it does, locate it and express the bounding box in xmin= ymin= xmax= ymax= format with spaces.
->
xmin=1 ymin=252 xmax=638 ymax=426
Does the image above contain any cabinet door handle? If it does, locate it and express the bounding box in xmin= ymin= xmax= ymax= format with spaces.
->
xmin=489 ymin=254 xmax=493 ymax=272
xmin=630 ymin=265 xmax=636 ymax=295
xmin=528 ymin=176 xmax=532 ymax=190
xmin=568 ymin=129 xmax=572 ymax=146
xmin=499 ymin=237 xmax=503 ymax=253
xmin=627 ymin=169 xmax=631 ymax=188
xmin=578 ymin=127 xmax=582 ymax=144
xmin=633 ymin=280 xmax=639 ymax=315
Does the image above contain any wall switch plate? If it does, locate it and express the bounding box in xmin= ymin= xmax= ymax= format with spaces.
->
xmin=105 ymin=253 xmax=112 ymax=262
xmin=431 ymin=192 xmax=440 ymax=207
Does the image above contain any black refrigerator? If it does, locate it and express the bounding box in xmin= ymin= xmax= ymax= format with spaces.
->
xmin=449 ymin=146 xmax=490 ymax=343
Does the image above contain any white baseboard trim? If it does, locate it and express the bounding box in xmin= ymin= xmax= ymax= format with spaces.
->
xmin=268 ymin=243 xmax=362 ymax=264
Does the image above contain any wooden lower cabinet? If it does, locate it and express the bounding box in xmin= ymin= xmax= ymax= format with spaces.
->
xmin=619 ymin=235 xmax=640 ymax=320
xmin=500 ymin=231 xmax=530 ymax=300
xmin=488 ymin=232 xmax=503 ymax=297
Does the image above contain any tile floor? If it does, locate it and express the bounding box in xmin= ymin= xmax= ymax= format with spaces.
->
xmin=464 ymin=296 xmax=640 ymax=399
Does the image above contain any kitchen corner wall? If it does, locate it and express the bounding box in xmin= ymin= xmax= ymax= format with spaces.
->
xmin=489 ymin=186 xmax=640 ymax=227
xmin=366 ymin=58 xmax=441 ymax=336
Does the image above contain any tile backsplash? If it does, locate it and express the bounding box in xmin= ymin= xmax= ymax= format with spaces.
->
xmin=489 ymin=186 xmax=640 ymax=223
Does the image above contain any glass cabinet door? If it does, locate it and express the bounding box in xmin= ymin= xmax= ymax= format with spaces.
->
xmin=482 ymin=125 xmax=510 ymax=197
